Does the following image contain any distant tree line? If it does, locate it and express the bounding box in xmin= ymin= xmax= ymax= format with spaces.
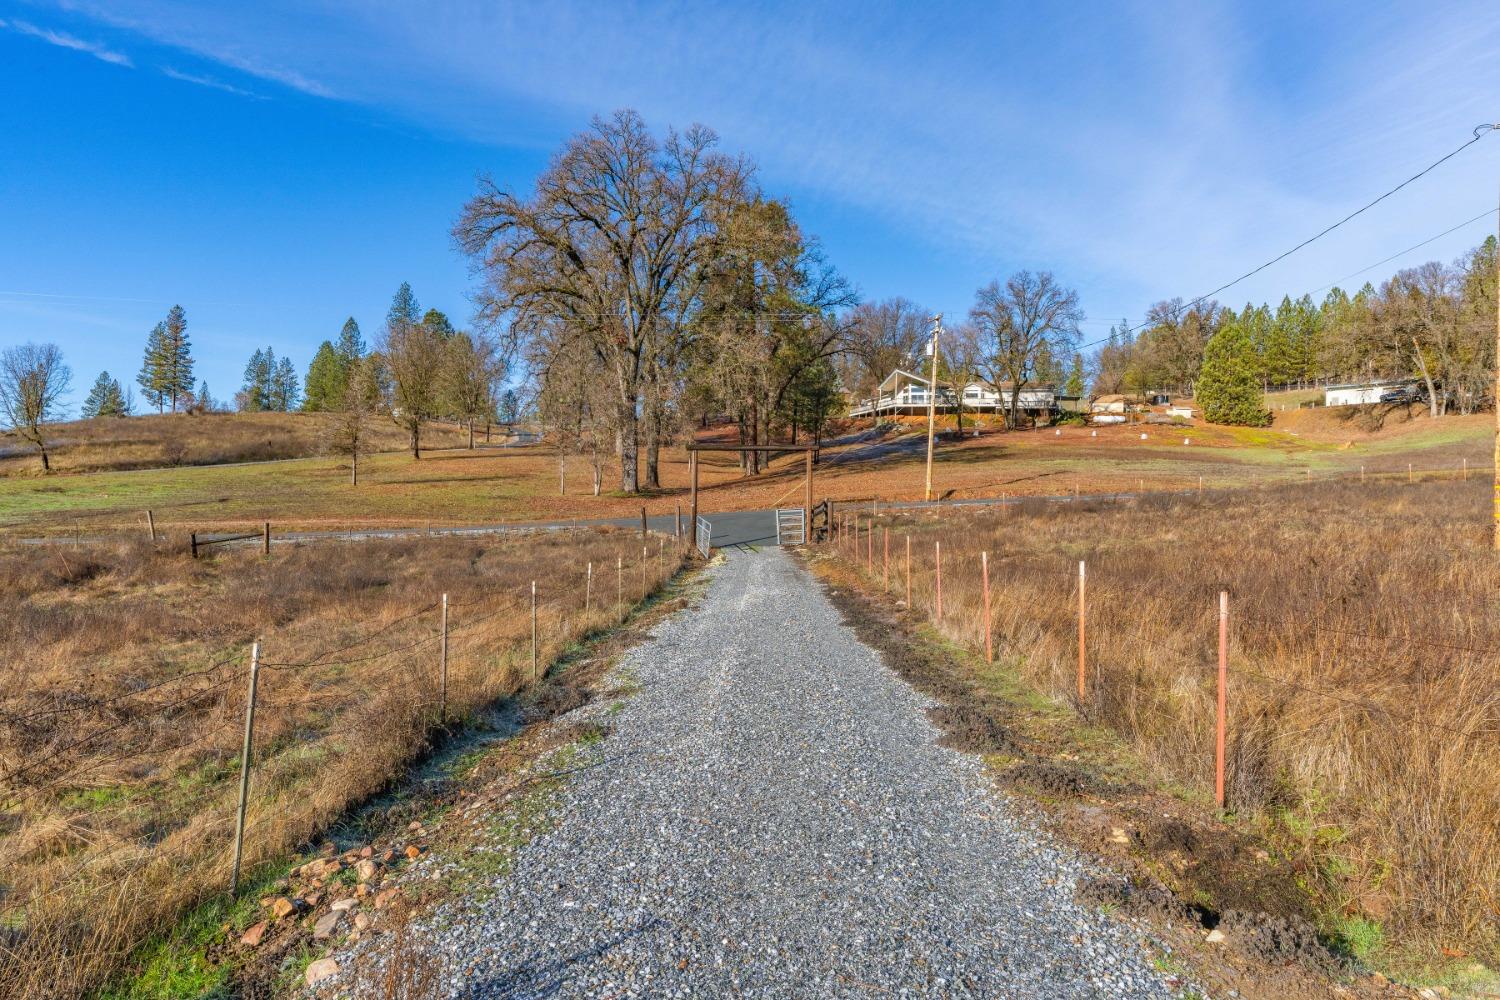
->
xmin=1093 ymin=235 xmax=1498 ymax=423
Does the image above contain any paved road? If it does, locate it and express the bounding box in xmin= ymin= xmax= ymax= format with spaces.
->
xmin=395 ymin=548 xmax=1183 ymax=998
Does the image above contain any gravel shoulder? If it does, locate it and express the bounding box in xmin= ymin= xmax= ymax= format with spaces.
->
xmin=346 ymin=547 xmax=1190 ymax=998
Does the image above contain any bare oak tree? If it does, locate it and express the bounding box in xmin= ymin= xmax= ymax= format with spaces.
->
xmin=455 ymin=110 xmax=745 ymax=493
xmin=0 ymin=343 xmax=71 ymax=472
xmin=968 ymin=271 xmax=1083 ymax=429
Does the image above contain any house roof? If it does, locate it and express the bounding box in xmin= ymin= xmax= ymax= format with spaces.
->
xmin=878 ymin=368 xmax=951 ymax=393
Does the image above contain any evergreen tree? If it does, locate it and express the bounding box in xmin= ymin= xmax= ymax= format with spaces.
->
xmin=1064 ymin=353 xmax=1085 ymax=396
xmin=303 ymin=341 xmax=343 ymax=411
xmin=422 ymin=308 xmax=455 ymax=340
xmin=159 ymin=304 xmax=194 ymax=411
xmin=137 ymin=322 xmax=169 ymax=412
xmin=196 ymin=379 xmax=213 ymax=412
xmin=271 ymin=356 xmax=300 ymax=411
xmin=388 ymin=283 xmax=420 ymax=329
xmin=335 ymin=317 xmax=366 ymax=364
xmin=1197 ymin=320 xmax=1270 ymax=426
xmin=81 ymin=371 xmax=127 ymax=418
xmin=239 ymin=348 xmax=274 ymax=411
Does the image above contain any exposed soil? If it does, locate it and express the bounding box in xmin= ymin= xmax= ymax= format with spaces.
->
xmin=807 ymin=552 xmax=1426 ymax=1000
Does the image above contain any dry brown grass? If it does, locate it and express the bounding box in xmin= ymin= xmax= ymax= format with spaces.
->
xmin=0 ymin=527 xmax=686 ymax=997
xmin=826 ymin=479 xmax=1498 ymax=967
xmin=0 ymin=411 xmax=470 ymax=477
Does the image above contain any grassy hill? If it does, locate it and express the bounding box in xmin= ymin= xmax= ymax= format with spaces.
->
xmin=0 ymin=411 xmax=471 ymax=477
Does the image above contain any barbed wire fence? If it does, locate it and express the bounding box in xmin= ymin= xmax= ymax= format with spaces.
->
xmin=0 ymin=526 xmax=695 ymax=993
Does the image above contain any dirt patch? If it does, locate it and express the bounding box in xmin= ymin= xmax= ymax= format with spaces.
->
xmin=1004 ymin=760 xmax=1096 ymax=798
xmin=925 ymin=704 xmax=1022 ymax=755
xmin=522 ymin=684 xmax=592 ymax=723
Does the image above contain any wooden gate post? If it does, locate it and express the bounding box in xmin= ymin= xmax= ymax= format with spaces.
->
xmin=688 ymin=452 xmax=699 ymax=549
xmin=586 ymin=561 xmax=593 ymax=615
xmin=531 ymin=581 xmax=539 ymax=681
xmin=145 ymin=509 xmax=156 ymax=542
xmin=230 ymin=642 xmax=261 ymax=895
xmin=804 ymin=449 xmax=813 ymax=535
xmin=263 ymin=522 xmax=270 ymax=556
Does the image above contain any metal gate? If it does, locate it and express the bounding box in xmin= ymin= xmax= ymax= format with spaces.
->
xmin=695 ymin=516 xmax=712 ymax=558
xmin=775 ymin=508 xmax=806 ymax=546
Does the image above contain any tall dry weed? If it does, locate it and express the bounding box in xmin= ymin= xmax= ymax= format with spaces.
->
xmin=833 ymin=479 xmax=1498 ymax=963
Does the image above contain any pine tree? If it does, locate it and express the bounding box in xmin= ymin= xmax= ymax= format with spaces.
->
xmin=422 ymin=308 xmax=455 ymax=340
xmin=138 ymin=322 xmax=169 ymax=412
xmin=271 ymin=356 xmax=300 ymax=411
xmin=388 ymin=283 xmax=420 ymax=329
xmin=196 ymin=379 xmax=213 ymax=412
xmin=1064 ymin=353 xmax=1085 ymax=396
xmin=81 ymin=371 xmax=127 ymax=418
xmin=303 ymin=341 xmax=343 ymax=411
xmin=335 ymin=317 xmax=366 ymax=364
xmin=239 ymin=348 xmax=273 ymax=412
xmin=159 ymin=305 xmax=194 ymax=411
xmin=1197 ymin=320 xmax=1270 ymax=426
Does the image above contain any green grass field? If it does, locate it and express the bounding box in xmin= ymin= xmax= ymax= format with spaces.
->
xmin=0 ymin=411 xmax=1490 ymax=536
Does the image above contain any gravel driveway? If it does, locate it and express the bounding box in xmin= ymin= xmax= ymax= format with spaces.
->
xmin=417 ymin=548 xmax=1186 ymax=998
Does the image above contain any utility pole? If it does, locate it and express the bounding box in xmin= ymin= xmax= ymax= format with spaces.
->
xmin=924 ymin=313 xmax=943 ymax=502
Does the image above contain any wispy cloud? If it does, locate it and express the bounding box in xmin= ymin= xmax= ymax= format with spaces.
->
xmin=24 ymin=1 xmax=1500 ymax=323
xmin=159 ymin=66 xmax=263 ymax=99
xmin=3 ymin=17 xmax=133 ymax=67
xmin=46 ymin=1 xmax=334 ymax=97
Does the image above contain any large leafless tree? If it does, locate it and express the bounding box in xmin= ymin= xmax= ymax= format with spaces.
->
xmin=968 ymin=271 xmax=1083 ymax=428
xmin=455 ymin=110 xmax=746 ymax=493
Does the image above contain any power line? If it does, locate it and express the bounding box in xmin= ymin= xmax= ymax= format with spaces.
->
xmin=1078 ymin=124 xmax=1500 ymax=353
xmin=1309 ymin=206 xmax=1499 ymax=295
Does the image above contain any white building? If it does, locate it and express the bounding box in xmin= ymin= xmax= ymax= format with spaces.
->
xmin=847 ymin=369 xmax=1059 ymax=418
xmin=1323 ymin=380 xmax=1414 ymax=407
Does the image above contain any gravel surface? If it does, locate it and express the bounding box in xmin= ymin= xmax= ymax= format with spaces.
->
xmin=403 ymin=548 xmax=1189 ymax=998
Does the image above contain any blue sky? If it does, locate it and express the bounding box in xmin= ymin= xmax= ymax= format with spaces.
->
xmin=3 ymin=0 xmax=1499 ymax=411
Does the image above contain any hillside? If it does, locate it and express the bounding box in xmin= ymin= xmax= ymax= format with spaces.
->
xmin=0 ymin=411 xmax=471 ymax=477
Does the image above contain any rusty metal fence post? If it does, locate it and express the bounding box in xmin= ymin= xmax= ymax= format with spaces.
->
xmin=1216 ymin=590 xmax=1229 ymax=810
xmin=905 ymin=535 xmax=912 ymax=606
xmin=439 ymin=593 xmax=449 ymax=724
xmin=935 ymin=540 xmax=943 ymax=622
xmin=1076 ymin=560 xmax=1087 ymax=700
xmin=883 ymin=528 xmax=889 ymax=592
xmin=981 ymin=551 xmax=992 ymax=663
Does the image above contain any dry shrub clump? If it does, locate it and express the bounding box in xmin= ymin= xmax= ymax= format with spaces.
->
xmin=0 ymin=527 xmax=686 ymax=997
xmin=829 ymin=479 xmax=1498 ymax=965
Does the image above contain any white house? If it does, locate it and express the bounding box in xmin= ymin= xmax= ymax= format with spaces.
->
xmin=847 ymin=369 xmax=1058 ymax=418
xmin=1323 ymin=380 xmax=1414 ymax=407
